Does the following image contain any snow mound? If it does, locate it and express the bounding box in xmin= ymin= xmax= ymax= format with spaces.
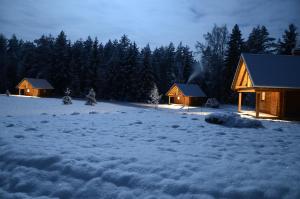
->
xmin=205 ymin=112 xmax=263 ymax=128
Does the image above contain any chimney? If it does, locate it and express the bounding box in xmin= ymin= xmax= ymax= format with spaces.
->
xmin=292 ymin=48 xmax=300 ymax=56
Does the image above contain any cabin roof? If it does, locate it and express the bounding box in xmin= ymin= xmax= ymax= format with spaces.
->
xmin=167 ymin=83 xmax=207 ymax=97
xmin=17 ymin=78 xmax=54 ymax=89
xmin=241 ymin=53 xmax=300 ymax=89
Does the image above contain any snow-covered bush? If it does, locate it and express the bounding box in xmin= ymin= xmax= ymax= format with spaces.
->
xmin=148 ymin=84 xmax=162 ymax=109
xmin=62 ymin=88 xmax=72 ymax=105
xmin=86 ymin=88 xmax=97 ymax=106
xmin=205 ymin=98 xmax=220 ymax=108
xmin=205 ymin=112 xmax=263 ymax=128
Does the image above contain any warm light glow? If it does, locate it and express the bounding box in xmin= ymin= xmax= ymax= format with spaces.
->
xmin=177 ymin=96 xmax=180 ymax=100
xmin=261 ymin=92 xmax=265 ymax=101
xmin=27 ymin=89 xmax=30 ymax=93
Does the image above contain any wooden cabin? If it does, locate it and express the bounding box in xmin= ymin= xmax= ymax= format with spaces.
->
xmin=166 ymin=83 xmax=207 ymax=106
xmin=16 ymin=78 xmax=54 ymax=97
xmin=231 ymin=53 xmax=300 ymax=120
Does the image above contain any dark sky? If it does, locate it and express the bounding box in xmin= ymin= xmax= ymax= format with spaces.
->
xmin=0 ymin=0 xmax=299 ymax=49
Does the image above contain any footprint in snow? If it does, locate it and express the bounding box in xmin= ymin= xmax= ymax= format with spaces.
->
xmin=171 ymin=140 xmax=180 ymax=143
xmin=62 ymin=130 xmax=72 ymax=133
xmin=181 ymin=116 xmax=187 ymax=118
xmin=157 ymin=136 xmax=167 ymax=140
xmin=24 ymin=127 xmax=37 ymax=131
xmin=171 ymin=125 xmax=180 ymax=128
xmin=40 ymin=120 xmax=49 ymax=124
xmin=71 ymin=112 xmax=80 ymax=115
xmin=89 ymin=111 xmax=98 ymax=114
xmin=134 ymin=121 xmax=143 ymax=125
xmin=14 ymin=135 xmax=25 ymax=139
xmin=6 ymin=124 xmax=14 ymax=127
xmin=6 ymin=115 xmax=13 ymax=117
xmin=216 ymin=132 xmax=226 ymax=136
xmin=191 ymin=118 xmax=199 ymax=120
xmin=41 ymin=113 xmax=48 ymax=115
xmin=273 ymin=127 xmax=283 ymax=132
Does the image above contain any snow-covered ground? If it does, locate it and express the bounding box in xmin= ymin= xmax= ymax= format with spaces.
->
xmin=0 ymin=95 xmax=300 ymax=199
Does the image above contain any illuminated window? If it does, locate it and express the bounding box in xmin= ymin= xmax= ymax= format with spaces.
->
xmin=261 ymin=92 xmax=265 ymax=101
xmin=27 ymin=89 xmax=30 ymax=93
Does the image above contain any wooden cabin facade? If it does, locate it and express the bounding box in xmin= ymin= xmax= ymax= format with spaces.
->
xmin=16 ymin=78 xmax=54 ymax=97
xmin=166 ymin=83 xmax=207 ymax=106
xmin=232 ymin=53 xmax=300 ymax=120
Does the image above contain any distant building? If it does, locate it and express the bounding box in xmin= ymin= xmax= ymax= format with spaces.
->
xmin=166 ymin=83 xmax=207 ymax=106
xmin=232 ymin=52 xmax=300 ymax=119
xmin=16 ymin=78 xmax=54 ymax=97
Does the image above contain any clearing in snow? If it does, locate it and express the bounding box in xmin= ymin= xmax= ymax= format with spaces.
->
xmin=0 ymin=95 xmax=300 ymax=199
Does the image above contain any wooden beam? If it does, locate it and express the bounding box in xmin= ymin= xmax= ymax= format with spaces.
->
xmin=238 ymin=92 xmax=242 ymax=112
xmin=256 ymin=92 xmax=260 ymax=118
xmin=168 ymin=96 xmax=170 ymax=105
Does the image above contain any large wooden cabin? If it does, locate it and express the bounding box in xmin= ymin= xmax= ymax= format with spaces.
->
xmin=166 ymin=83 xmax=207 ymax=106
xmin=232 ymin=53 xmax=300 ymax=120
xmin=16 ymin=78 xmax=54 ymax=97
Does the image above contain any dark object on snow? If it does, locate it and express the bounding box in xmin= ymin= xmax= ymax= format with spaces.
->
xmin=205 ymin=112 xmax=263 ymax=128
xmin=205 ymin=98 xmax=220 ymax=108
xmin=62 ymin=88 xmax=72 ymax=105
xmin=6 ymin=90 xmax=10 ymax=96
xmin=86 ymin=88 xmax=97 ymax=106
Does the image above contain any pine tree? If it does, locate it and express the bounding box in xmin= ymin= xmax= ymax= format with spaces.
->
xmin=62 ymin=88 xmax=72 ymax=105
xmin=246 ymin=25 xmax=275 ymax=54
xmin=140 ymin=44 xmax=156 ymax=102
xmin=51 ymin=31 xmax=71 ymax=95
xmin=148 ymin=83 xmax=161 ymax=109
xmin=223 ymin=24 xmax=244 ymax=103
xmin=86 ymin=88 xmax=97 ymax=106
xmin=278 ymin=24 xmax=298 ymax=55
xmin=0 ymin=34 xmax=8 ymax=93
xmin=6 ymin=34 xmax=22 ymax=92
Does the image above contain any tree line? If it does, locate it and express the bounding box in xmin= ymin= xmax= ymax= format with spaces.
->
xmin=0 ymin=23 xmax=298 ymax=103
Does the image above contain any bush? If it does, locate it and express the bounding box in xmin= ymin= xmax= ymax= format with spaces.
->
xmin=205 ymin=112 xmax=263 ymax=128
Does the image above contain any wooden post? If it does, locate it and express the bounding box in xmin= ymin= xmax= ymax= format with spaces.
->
xmin=256 ymin=92 xmax=260 ymax=118
xmin=18 ymin=89 xmax=20 ymax=95
xmin=168 ymin=96 xmax=171 ymax=105
xmin=280 ymin=91 xmax=286 ymax=119
xmin=238 ymin=92 xmax=242 ymax=112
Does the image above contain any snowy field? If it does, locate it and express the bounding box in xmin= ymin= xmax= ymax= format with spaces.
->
xmin=0 ymin=95 xmax=300 ymax=199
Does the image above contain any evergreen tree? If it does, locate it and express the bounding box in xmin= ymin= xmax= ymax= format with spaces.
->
xmin=70 ymin=40 xmax=84 ymax=96
xmin=140 ymin=44 xmax=156 ymax=102
xmin=6 ymin=34 xmax=22 ymax=92
xmin=0 ymin=34 xmax=8 ymax=93
xmin=246 ymin=25 xmax=275 ymax=54
xmin=278 ymin=24 xmax=298 ymax=55
xmin=51 ymin=31 xmax=70 ymax=95
xmin=223 ymin=24 xmax=244 ymax=103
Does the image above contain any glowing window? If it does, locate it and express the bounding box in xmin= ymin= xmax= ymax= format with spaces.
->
xmin=261 ymin=92 xmax=265 ymax=101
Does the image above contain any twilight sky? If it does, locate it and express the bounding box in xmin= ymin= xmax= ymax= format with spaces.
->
xmin=0 ymin=0 xmax=299 ymax=49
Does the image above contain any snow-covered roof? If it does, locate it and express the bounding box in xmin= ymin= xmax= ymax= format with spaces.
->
xmin=167 ymin=83 xmax=207 ymax=97
xmin=242 ymin=53 xmax=300 ymax=89
xmin=17 ymin=78 xmax=54 ymax=89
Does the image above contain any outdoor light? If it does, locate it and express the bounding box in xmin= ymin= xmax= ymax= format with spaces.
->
xmin=177 ymin=96 xmax=180 ymax=100
xmin=27 ymin=89 xmax=30 ymax=92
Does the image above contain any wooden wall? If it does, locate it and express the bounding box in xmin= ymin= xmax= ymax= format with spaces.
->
xmin=258 ymin=91 xmax=280 ymax=116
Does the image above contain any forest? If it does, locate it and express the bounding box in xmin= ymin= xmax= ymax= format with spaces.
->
xmin=0 ymin=24 xmax=298 ymax=103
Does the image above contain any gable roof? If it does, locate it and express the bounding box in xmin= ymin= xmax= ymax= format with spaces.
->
xmin=166 ymin=83 xmax=207 ymax=97
xmin=17 ymin=78 xmax=54 ymax=89
xmin=233 ymin=53 xmax=300 ymax=89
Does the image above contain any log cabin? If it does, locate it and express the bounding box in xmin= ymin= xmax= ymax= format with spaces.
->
xmin=16 ymin=78 xmax=54 ymax=97
xmin=231 ymin=52 xmax=300 ymax=120
xmin=166 ymin=83 xmax=207 ymax=106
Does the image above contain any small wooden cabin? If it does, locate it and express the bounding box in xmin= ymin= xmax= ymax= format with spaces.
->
xmin=16 ymin=78 xmax=54 ymax=97
xmin=166 ymin=83 xmax=207 ymax=106
xmin=232 ymin=53 xmax=300 ymax=120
